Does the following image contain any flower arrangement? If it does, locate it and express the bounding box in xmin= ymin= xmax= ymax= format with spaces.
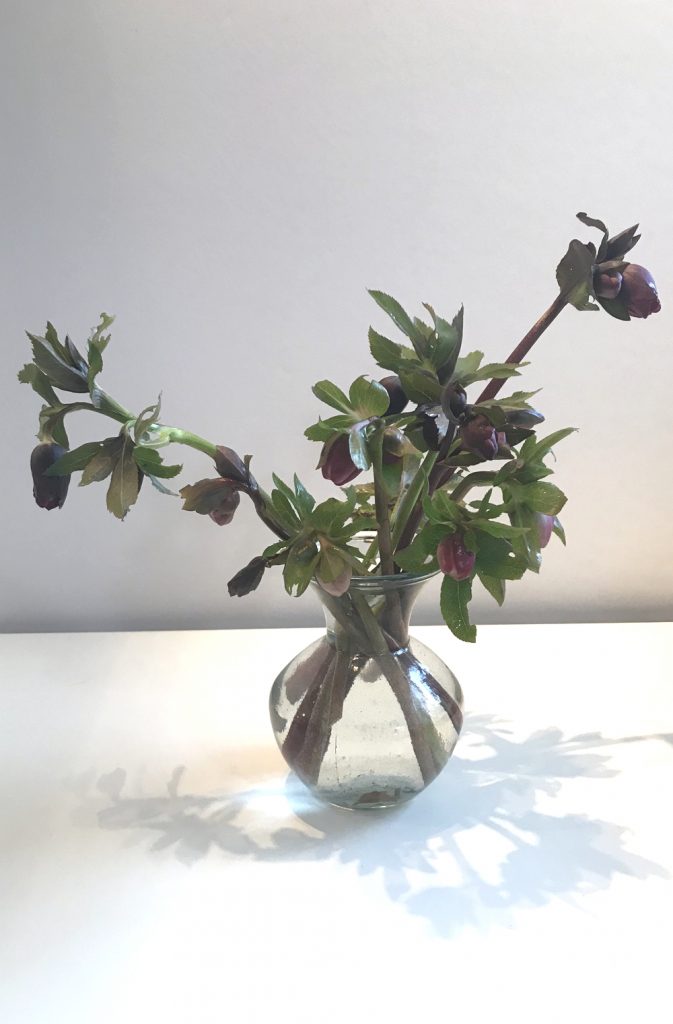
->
xmin=21 ymin=212 xmax=659 ymax=644
xmin=20 ymin=212 xmax=661 ymax=807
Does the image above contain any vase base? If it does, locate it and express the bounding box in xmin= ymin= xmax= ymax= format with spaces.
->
xmin=308 ymin=775 xmax=420 ymax=811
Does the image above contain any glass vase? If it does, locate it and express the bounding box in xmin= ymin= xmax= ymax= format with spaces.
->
xmin=269 ymin=572 xmax=463 ymax=810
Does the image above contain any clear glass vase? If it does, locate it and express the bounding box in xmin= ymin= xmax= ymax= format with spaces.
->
xmin=269 ymin=572 xmax=464 ymax=810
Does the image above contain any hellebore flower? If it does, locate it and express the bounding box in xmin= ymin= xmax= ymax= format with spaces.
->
xmin=30 ymin=443 xmax=70 ymax=510
xmin=214 ymin=445 xmax=249 ymax=484
xmin=460 ymin=413 xmax=498 ymax=460
xmin=441 ymin=383 xmax=468 ymax=422
xmin=594 ymin=271 xmax=623 ymax=300
xmin=320 ymin=434 xmax=361 ymax=486
xmin=318 ymin=564 xmax=352 ymax=597
xmin=620 ymin=264 xmax=661 ymax=318
xmin=379 ymin=375 xmax=408 ymax=414
xmin=437 ymin=534 xmax=476 ymax=581
xmin=535 ymin=513 xmax=554 ymax=549
xmin=228 ymin=555 xmax=267 ymax=597
xmin=208 ymin=486 xmax=240 ymax=525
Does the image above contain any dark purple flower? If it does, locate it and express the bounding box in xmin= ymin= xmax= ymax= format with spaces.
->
xmin=30 ymin=443 xmax=70 ymax=510
xmin=441 ymin=383 xmax=468 ymax=421
xmin=535 ymin=513 xmax=554 ymax=549
xmin=208 ymin=487 xmax=240 ymax=525
xmin=320 ymin=435 xmax=361 ymax=486
xmin=620 ymin=264 xmax=661 ymax=318
xmin=437 ymin=534 xmax=475 ymax=581
xmin=379 ymin=375 xmax=408 ymax=414
xmin=594 ymin=271 xmax=623 ymax=300
xmin=460 ymin=414 xmax=498 ymax=460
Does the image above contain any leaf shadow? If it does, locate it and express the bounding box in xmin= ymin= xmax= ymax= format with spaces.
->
xmin=68 ymin=716 xmax=672 ymax=937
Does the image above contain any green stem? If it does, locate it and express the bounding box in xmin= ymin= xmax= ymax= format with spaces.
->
xmin=391 ymin=450 xmax=438 ymax=553
xmin=163 ymin=427 xmax=218 ymax=459
xmin=370 ymin=428 xmax=395 ymax=577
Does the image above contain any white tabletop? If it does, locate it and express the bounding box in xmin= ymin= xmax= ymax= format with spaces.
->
xmin=1 ymin=623 xmax=672 ymax=1024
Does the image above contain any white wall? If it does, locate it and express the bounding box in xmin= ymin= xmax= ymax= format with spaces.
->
xmin=2 ymin=0 xmax=672 ymax=633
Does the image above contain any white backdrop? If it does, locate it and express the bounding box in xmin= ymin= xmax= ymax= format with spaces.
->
xmin=2 ymin=0 xmax=672 ymax=633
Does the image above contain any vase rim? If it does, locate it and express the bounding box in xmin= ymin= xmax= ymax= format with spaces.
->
xmin=346 ymin=569 xmax=439 ymax=590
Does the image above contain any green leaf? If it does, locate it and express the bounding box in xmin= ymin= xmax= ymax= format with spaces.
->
xmin=148 ymin=475 xmax=179 ymax=497
xmin=556 ymin=239 xmax=597 ymax=310
xmin=476 ymin=389 xmax=541 ymax=413
xmin=283 ymin=538 xmax=320 ymax=596
xmin=86 ymin=313 xmax=114 ymax=391
xmin=368 ymin=290 xmax=426 ymax=357
xmin=44 ymin=321 xmax=72 ymax=365
xmin=597 ymin=295 xmax=630 ymax=321
xmin=526 ymin=427 xmax=577 ymax=462
xmin=44 ymin=441 xmax=104 ymax=476
xmin=28 ymin=334 xmax=89 ymax=392
xmin=270 ymin=488 xmax=302 ymax=533
xmin=368 ymin=327 xmax=416 ymax=372
xmin=459 ymin=362 xmax=524 ymax=386
xmin=134 ymin=395 xmax=162 ymax=443
xmin=478 ymin=572 xmax=506 ymax=606
xmin=349 ymin=425 xmax=371 ymax=471
xmin=316 ymin=545 xmax=349 ymax=583
xmin=397 ymin=365 xmax=442 ymax=404
xmin=312 ymin=380 xmax=353 ymax=414
xmin=64 ymin=335 xmax=88 ymax=372
xmin=422 ymin=304 xmax=463 ymax=380
xmin=519 ymin=481 xmax=567 ymax=516
xmin=349 ymin=375 xmax=390 ymax=417
xmin=80 ymin=438 xmax=122 ymax=485
xmin=310 ymin=496 xmax=354 ymax=533
xmin=133 ymin=446 xmax=182 ymax=478
xmin=474 ymin=533 xmax=527 ymax=580
xmin=38 ymin=405 xmax=69 ymax=448
xmin=474 ymin=520 xmax=531 ymax=540
xmin=293 ymin=474 xmax=315 ymax=516
xmin=452 ymin=350 xmax=484 ymax=384
xmin=605 ymin=224 xmax=640 ymax=261
xmin=576 ymin=211 xmax=609 ymax=261
xmin=262 ymin=539 xmax=290 ymax=560
xmin=440 ymin=575 xmax=476 ymax=643
xmin=106 ymin=435 xmax=140 ymax=520
xmin=18 ymin=363 xmax=60 ymax=406
xmin=552 ymin=516 xmax=566 ymax=546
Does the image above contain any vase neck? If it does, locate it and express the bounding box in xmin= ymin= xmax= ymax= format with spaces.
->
xmin=314 ymin=574 xmax=435 ymax=655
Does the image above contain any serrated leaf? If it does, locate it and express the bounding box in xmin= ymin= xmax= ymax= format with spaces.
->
xmin=440 ymin=575 xmax=476 ymax=643
xmin=87 ymin=313 xmax=114 ymax=391
xmin=148 ymin=475 xmax=179 ymax=496
xmin=44 ymin=441 xmax=104 ymax=476
xmin=28 ymin=335 xmax=89 ymax=392
xmin=459 ymin=362 xmax=524 ymax=386
xmin=106 ymin=436 xmax=140 ymax=520
xmin=18 ymin=363 xmax=60 ymax=406
xmin=80 ymin=438 xmax=122 ymax=485
xmin=283 ymin=538 xmax=320 ymax=597
xmin=312 ymin=380 xmax=353 ymax=414
xmin=474 ymin=520 xmax=531 ymax=540
xmin=451 ymin=350 xmax=484 ymax=384
xmin=519 ymin=481 xmax=567 ymax=516
xmin=605 ymin=224 xmax=640 ymax=261
xmin=64 ymin=335 xmax=88 ymax=372
xmin=293 ymin=474 xmax=315 ymax=516
xmin=349 ymin=375 xmax=390 ymax=417
xmin=262 ymin=539 xmax=290 ymax=559
xmin=38 ymin=405 xmax=69 ymax=448
xmin=478 ymin=572 xmax=506 ymax=606
xmin=527 ymin=427 xmax=577 ymax=462
xmin=134 ymin=395 xmax=162 ymax=443
xmin=474 ymin=533 xmax=527 ymax=580
xmin=398 ymin=366 xmax=442 ymax=404
xmin=368 ymin=327 xmax=416 ymax=372
xmin=133 ymin=446 xmax=182 ymax=478
xmin=270 ymin=488 xmax=302 ymax=533
xmin=368 ymin=290 xmax=426 ymax=357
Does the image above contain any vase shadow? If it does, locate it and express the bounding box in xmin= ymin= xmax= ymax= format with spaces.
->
xmin=69 ymin=715 xmax=672 ymax=936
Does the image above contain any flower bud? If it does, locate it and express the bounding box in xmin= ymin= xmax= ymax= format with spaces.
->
xmin=437 ymin=534 xmax=475 ymax=581
xmin=505 ymin=408 xmax=545 ymax=429
xmin=535 ymin=513 xmax=554 ymax=549
xmin=318 ymin=564 xmax=352 ymax=597
xmin=208 ymin=486 xmax=240 ymax=525
xmin=441 ymin=383 xmax=468 ymax=422
xmin=228 ymin=556 xmax=267 ymax=596
xmin=214 ymin=445 xmax=248 ymax=484
xmin=379 ymin=375 xmax=408 ymax=414
xmin=320 ymin=435 xmax=361 ymax=486
xmin=619 ymin=264 xmax=661 ymax=318
xmin=30 ymin=443 xmax=70 ymax=510
xmin=460 ymin=413 xmax=498 ymax=460
xmin=594 ymin=271 xmax=622 ymax=300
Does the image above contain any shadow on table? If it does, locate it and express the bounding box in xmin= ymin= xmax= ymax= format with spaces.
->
xmin=67 ymin=715 xmax=671 ymax=936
